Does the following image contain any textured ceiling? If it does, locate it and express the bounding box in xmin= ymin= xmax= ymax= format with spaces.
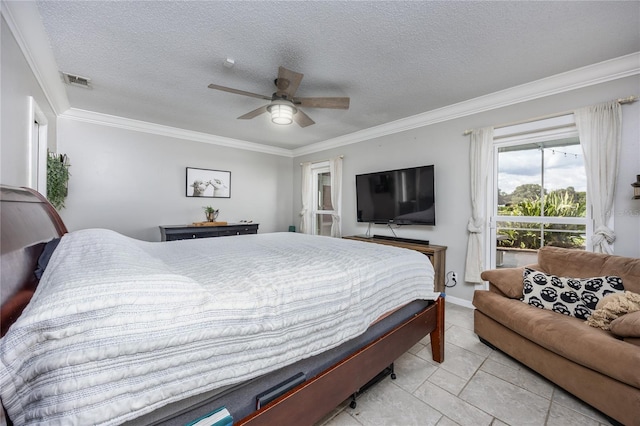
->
xmin=35 ymin=1 xmax=640 ymax=150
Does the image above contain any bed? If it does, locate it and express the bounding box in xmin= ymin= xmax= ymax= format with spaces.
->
xmin=0 ymin=185 xmax=445 ymax=425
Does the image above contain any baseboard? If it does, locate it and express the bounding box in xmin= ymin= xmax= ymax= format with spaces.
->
xmin=444 ymin=295 xmax=474 ymax=309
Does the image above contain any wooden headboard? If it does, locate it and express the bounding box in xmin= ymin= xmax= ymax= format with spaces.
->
xmin=0 ymin=185 xmax=67 ymax=336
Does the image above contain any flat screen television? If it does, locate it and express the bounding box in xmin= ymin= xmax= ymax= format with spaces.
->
xmin=356 ymin=165 xmax=435 ymax=225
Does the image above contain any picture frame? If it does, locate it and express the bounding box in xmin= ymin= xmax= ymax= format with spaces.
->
xmin=186 ymin=167 xmax=231 ymax=198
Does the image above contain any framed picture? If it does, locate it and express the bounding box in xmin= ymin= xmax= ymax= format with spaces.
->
xmin=186 ymin=167 xmax=231 ymax=198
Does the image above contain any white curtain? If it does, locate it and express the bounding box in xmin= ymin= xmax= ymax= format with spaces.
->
xmin=574 ymin=101 xmax=622 ymax=254
xmin=299 ymin=162 xmax=312 ymax=234
xmin=329 ymin=156 xmax=343 ymax=237
xmin=465 ymin=127 xmax=494 ymax=283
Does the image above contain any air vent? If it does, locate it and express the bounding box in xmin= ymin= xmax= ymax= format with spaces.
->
xmin=61 ymin=72 xmax=92 ymax=88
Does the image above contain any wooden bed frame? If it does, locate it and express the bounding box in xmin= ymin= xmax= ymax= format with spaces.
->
xmin=0 ymin=185 xmax=444 ymax=425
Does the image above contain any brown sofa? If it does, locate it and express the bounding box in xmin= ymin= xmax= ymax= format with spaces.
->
xmin=473 ymin=246 xmax=640 ymax=426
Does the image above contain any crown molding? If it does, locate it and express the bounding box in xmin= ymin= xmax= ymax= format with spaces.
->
xmin=1 ymin=0 xmax=70 ymax=115
xmin=61 ymin=108 xmax=293 ymax=157
xmin=36 ymin=51 xmax=640 ymax=159
xmin=292 ymin=52 xmax=640 ymax=157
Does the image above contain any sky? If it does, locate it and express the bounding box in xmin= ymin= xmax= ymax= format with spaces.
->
xmin=498 ymin=143 xmax=586 ymax=194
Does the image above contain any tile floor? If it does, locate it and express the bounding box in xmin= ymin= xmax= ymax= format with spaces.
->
xmin=317 ymin=302 xmax=613 ymax=426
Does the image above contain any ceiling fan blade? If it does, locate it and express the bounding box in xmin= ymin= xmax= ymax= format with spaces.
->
xmin=295 ymin=97 xmax=350 ymax=109
xmin=276 ymin=66 xmax=304 ymax=98
xmin=238 ymin=105 xmax=269 ymax=120
xmin=208 ymin=84 xmax=272 ymax=101
xmin=293 ymin=109 xmax=315 ymax=127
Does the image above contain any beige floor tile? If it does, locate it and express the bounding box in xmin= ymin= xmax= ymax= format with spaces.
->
xmin=546 ymin=402 xmax=601 ymax=426
xmin=350 ymin=379 xmax=442 ymax=426
xmin=446 ymin=324 xmax=493 ymax=357
xmin=407 ymin=341 xmax=426 ymax=356
xmin=443 ymin=304 xmax=475 ymax=331
xmin=416 ymin=342 xmax=486 ymax=381
xmin=479 ymin=358 xmax=554 ymax=399
xmin=414 ymin=382 xmax=493 ymax=426
xmin=427 ymin=368 xmax=468 ymax=396
xmin=459 ymin=370 xmax=551 ymax=426
xmin=551 ymin=388 xmax=610 ymax=423
xmin=436 ymin=416 xmax=461 ymax=426
xmin=416 ymin=341 xmax=441 ymax=367
xmin=419 ymin=334 xmax=434 ymax=346
xmin=486 ymin=349 xmax=524 ymax=370
xmin=393 ymin=351 xmax=439 ymax=393
xmin=320 ymin=410 xmax=365 ymax=426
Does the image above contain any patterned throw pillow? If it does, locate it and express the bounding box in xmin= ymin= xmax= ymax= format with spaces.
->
xmin=521 ymin=268 xmax=625 ymax=320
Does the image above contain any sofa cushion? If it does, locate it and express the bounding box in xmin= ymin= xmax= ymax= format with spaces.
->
xmin=473 ymin=289 xmax=640 ymax=389
xmin=537 ymin=246 xmax=640 ymax=294
xmin=610 ymin=310 xmax=640 ymax=338
xmin=521 ymin=268 xmax=625 ymax=320
xmin=480 ymin=267 xmax=526 ymax=299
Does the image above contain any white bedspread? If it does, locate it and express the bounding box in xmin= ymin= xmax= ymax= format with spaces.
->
xmin=0 ymin=230 xmax=437 ymax=425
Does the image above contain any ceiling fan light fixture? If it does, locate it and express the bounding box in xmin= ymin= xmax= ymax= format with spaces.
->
xmin=268 ymin=102 xmax=296 ymax=125
xmin=208 ymin=66 xmax=349 ymax=127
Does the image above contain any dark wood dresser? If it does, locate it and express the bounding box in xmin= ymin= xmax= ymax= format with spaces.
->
xmin=160 ymin=223 xmax=259 ymax=241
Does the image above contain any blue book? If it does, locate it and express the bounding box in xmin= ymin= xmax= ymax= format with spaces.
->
xmin=185 ymin=406 xmax=233 ymax=426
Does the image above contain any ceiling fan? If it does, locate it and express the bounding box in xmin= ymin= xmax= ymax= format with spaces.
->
xmin=208 ymin=66 xmax=350 ymax=127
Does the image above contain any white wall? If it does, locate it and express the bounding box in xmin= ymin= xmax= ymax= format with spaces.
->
xmin=57 ymin=118 xmax=293 ymax=241
xmin=293 ymin=76 xmax=640 ymax=304
xmin=1 ymin=16 xmax=57 ymax=187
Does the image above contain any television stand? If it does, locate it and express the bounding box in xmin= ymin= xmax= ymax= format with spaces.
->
xmin=373 ymin=234 xmax=430 ymax=246
xmin=343 ymin=236 xmax=447 ymax=293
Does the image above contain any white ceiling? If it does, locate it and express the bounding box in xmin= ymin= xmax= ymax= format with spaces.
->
xmin=33 ymin=1 xmax=640 ymax=150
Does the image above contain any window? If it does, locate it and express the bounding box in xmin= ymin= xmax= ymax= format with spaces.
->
xmin=490 ymin=118 xmax=589 ymax=268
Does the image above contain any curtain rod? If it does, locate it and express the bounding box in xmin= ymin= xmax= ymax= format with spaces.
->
xmin=300 ymin=155 xmax=343 ymax=166
xmin=463 ymin=95 xmax=638 ymax=136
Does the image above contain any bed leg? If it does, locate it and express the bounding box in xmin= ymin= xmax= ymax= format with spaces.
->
xmin=430 ymin=295 xmax=445 ymax=363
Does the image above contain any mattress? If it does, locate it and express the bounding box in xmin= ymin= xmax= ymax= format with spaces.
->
xmin=130 ymin=300 xmax=432 ymax=425
xmin=0 ymin=230 xmax=437 ymax=425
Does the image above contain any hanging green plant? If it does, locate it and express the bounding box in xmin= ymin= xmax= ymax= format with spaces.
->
xmin=47 ymin=151 xmax=70 ymax=210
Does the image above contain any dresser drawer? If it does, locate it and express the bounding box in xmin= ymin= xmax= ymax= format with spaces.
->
xmin=160 ymin=224 xmax=259 ymax=241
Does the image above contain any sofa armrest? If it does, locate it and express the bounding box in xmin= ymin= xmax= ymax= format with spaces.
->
xmin=610 ymin=310 xmax=640 ymax=338
xmin=480 ymin=267 xmax=525 ymax=299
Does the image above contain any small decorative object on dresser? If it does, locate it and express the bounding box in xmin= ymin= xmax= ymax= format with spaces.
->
xmin=204 ymin=206 xmax=219 ymax=222
xmin=186 ymin=167 xmax=231 ymax=198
